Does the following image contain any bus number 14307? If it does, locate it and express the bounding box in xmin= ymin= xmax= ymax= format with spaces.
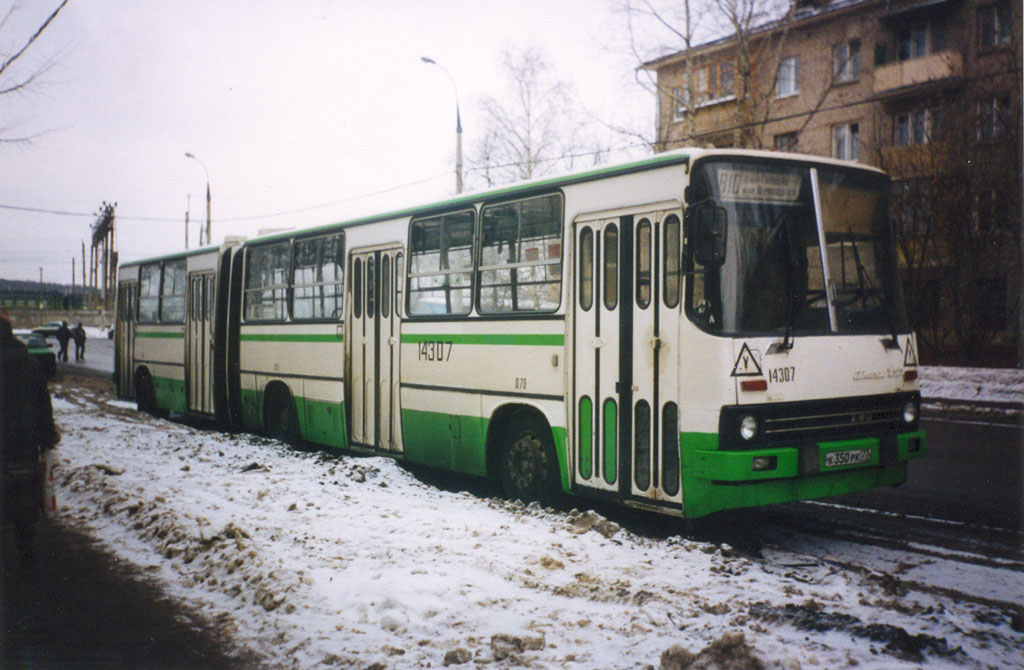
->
xmin=418 ymin=341 xmax=453 ymax=362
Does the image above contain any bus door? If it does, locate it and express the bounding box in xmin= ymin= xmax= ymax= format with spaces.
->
xmin=186 ymin=272 xmax=216 ymax=414
xmin=115 ymin=280 xmax=137 ymax=399
xmin=348 ymin=245 xmax=404 ymax=452
xmin=573 ymin=206 xmax=683 ymax=507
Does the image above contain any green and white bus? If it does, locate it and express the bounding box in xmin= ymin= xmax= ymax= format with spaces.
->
xmin=115 ymin=148 xmax=925 ymax=518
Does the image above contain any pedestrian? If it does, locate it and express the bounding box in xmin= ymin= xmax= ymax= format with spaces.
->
xmin=55 ymin=320 xmax=71 ymax=362
xmin=72 ymin=322 xmax=87 ymax=362
xmin=1 ymin=317 xmax=60 ymax=567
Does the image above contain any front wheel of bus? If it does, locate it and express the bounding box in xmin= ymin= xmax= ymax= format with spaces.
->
xmin=499 ymin=413 xmax=559 ymax=504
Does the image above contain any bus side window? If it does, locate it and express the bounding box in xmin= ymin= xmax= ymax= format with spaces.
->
xmin=664 ymin=215 xmax=681 ymax=308
xmin=579 ymin=227 xmax=593 ymax=311
xmin=353 ymin=257 xmax=362 ymax=319
xmin=604 ymin=224 xmax=619 ymax=310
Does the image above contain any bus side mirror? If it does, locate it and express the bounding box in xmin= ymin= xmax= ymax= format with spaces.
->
xmin=690 ymin=203 xmax=727 ymax=267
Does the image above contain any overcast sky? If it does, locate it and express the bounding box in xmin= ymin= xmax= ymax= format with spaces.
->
xmin=0 ymin=0 xmax=672 ymax=285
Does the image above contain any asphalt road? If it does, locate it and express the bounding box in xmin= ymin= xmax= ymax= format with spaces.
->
xmin=836 ymin=413 xmax=1023 ymax=530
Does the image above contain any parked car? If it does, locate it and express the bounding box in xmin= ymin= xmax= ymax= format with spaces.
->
xmin=16 ymin=333 xmax=57 ymax=378
xmin=30 ymin=321 xmax=65 ymax=339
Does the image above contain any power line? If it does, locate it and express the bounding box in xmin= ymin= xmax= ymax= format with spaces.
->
xmin=0 ymin=170 xmax=454 ymax=225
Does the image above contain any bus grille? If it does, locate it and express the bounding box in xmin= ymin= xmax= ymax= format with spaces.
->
xmin=762 ymin=395 xmax=904 ymax=446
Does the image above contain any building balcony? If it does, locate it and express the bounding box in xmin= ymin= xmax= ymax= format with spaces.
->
xmin=873 ymin=51 xmax=963 ymax=97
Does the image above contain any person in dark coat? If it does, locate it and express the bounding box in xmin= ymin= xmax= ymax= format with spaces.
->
xmin=55 ymin=320 xmax=71 ymax=362
xmin=72 ymin=322 xmax=87 ymax=362
xmin=1 ymin=318 xmax=60 ymax=566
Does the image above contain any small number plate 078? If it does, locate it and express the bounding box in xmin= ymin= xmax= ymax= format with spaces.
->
xmin=824 ymin=449 xmax=872 ymax=468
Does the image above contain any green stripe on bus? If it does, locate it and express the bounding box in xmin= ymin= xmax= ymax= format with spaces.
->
xmin=136 ymin=331 xmax=185 ymax=339
xmin=239 ymin=333 xmax=342 ymax=343
xmin=401 ymin=333 xmax=563 ymax=346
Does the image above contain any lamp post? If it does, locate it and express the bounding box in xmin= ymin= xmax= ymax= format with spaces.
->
xmin=421 ymin=56 xmax=463 ymax=194
xmin=185 ymin=152 xmax=211 ymax=245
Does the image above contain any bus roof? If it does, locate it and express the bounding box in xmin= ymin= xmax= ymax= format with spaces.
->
xmin=120 ymin=148 xmax=886 ymax=267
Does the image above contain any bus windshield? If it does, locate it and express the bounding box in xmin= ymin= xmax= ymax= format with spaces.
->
xmin=686 ymin=158 xmax=909 ymax=337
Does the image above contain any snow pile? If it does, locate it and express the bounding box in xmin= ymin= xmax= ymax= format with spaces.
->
xmin=919 ymin=366 xmax=1024 ymax=405
xmin=50 ymin=387 xmax=1022 ymax=669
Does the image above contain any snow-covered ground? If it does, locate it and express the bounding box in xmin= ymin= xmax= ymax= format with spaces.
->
xmin=49 ymin=381 xmax=1023 ymax=669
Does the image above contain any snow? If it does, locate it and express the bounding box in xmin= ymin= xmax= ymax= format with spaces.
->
xmin=48 ymin=382 xmax=1023 ymax=669
xmin=919 ymin=366 xmax=1024 ymax=406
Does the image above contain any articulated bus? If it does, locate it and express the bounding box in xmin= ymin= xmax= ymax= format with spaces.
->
xmin=115 ymin=148 xmax=925 ymax=518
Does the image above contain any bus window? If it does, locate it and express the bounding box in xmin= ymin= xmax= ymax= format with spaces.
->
xmin=664 ymin=215 xmax=681 ymax=308
xmin=244 ymin=242 xmax=290 ymax=322
xmin=662 ymin=402 xmax=680 ymax=496
xmin=366 ymin=256 xmax=375 ymax=318
xmin=381 ymin=254 xmax=391 ymax=318
xmin=478 ymin=193 xmax=562 ymax=313
xmin=636 ymin=219 xmax=651 ymax=309
xmin=634 ymin=400 xmax=651 ymax=490
xmin=604 ymin=224 xmax=618 ymax=310
xmin=138 ymin=263 xmax=161 ymax=322
xmin=160 ymin=260 xmax=187 ymax=323
xmin=395 ymin=253 xmax=404 ymax=318
xmin=579 ymin=227 xmax=593 ymax=311
xmin=353 ymin=257 xmax=362 ymax=319
xmin=408 ymin=210 xmax=474 ymax=316
xmin=293 ymin=233 xmax=344 ymax=320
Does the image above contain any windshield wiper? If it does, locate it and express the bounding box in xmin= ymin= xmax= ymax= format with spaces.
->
xmin=836 ymin=229 xmax=900 ymax=349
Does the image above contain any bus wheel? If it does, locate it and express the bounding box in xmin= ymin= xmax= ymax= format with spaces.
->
xmin=499 ymin=413 xmax=558 ymax=504
xmin=136 ymin=373 xmax=169 ymax=419
xmin=266 ymin=391 xmax=300 ymax=447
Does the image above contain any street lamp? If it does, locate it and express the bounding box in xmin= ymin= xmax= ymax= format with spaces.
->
xmin=185 ymin=152 xmax=212 ymax=246
xmin=421 ymin=56 xmax=463 ymax=194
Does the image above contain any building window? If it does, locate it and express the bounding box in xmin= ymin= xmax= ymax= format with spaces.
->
xmin=671 ymin=86 xmax=686 ymax=121
xmin=774 ymin=132 xmax=798 ymax=152
xmin=695 ymin=61 xmax=736 ymax=105
xmin=894 ymin=107 xmax=942 ymax=146
xmin=895 ymin=19 xmax=944 ymax=62
xmin=478 ymin=193 xmax=563 ymax=314
xmin=832 ymin=40 xmax=861 ymax=83
xmin=776 ymin=56 xmax=799 ymax=97
xmin=977 ymin=96 xmax=1012 ymax=140
xmin=408 ymin=210 xmax=475 ymax=316
xmin=973 ymin=188 xmax=1010 ymax=231
xmin=892 ymin=179 xmax=933 ymax=236
xmin=978 ymin=2 xmax=1012 ymax=50
xmin=832 ymin=122 xmax=859 ymax=160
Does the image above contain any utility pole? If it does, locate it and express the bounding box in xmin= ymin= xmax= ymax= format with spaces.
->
xmin=185 ymin=194 xmax=191 ymax=249
xmin=38 ymin=267 xmax=43 ymax=310
xmin=72 ymin=257 xmax=76 ymax=307
xmin=81 ymin=242 xmax=87 ymax=309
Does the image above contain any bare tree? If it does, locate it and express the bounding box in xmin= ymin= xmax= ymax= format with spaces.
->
xmin=0 ymin=0 xmax=68 ymax=144
xmin=872 ymin=59 xmax=1022 ymax=365
xmin=469 ymin=46 xmax=607 ymax=188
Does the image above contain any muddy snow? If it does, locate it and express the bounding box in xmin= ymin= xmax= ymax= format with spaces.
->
xmin=49 ymin=380 xmax=1022 ymax=669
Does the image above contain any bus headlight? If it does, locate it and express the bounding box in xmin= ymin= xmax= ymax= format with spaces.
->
xmin=901 ymin=400 xmax=918 ymax=426
xmin=739 ymin=414 xmax=759 ymax=441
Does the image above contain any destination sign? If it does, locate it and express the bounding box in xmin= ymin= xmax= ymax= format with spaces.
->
xmin=716 ymin=168 xmax=802 ymax=204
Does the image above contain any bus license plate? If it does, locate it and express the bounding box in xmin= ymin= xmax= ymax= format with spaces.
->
xmin=824 ymin=449 xmax=872 ymax=468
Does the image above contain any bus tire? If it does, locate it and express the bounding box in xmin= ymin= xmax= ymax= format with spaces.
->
xmin=135 ymin=371 xmax=167 ymax=418
xmin=498 ymin=411 xmax=559 ymax=504
xmin=265 ymin=389 xmax=300 ymax=448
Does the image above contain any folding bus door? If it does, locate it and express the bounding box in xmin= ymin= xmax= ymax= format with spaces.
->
xmin=573 ymin=207 xmax=683 ymax=508
xmin=115 ymin=281 xmax=137 ymax=399
xmin=186 ymin=272 xmax=216 ymax=415
xmin=348 ymin=246 xmax=403 ymax=452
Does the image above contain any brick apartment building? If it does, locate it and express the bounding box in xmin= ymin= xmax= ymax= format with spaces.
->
xmin=644 ymin=0 xmax=1022 ymax=365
